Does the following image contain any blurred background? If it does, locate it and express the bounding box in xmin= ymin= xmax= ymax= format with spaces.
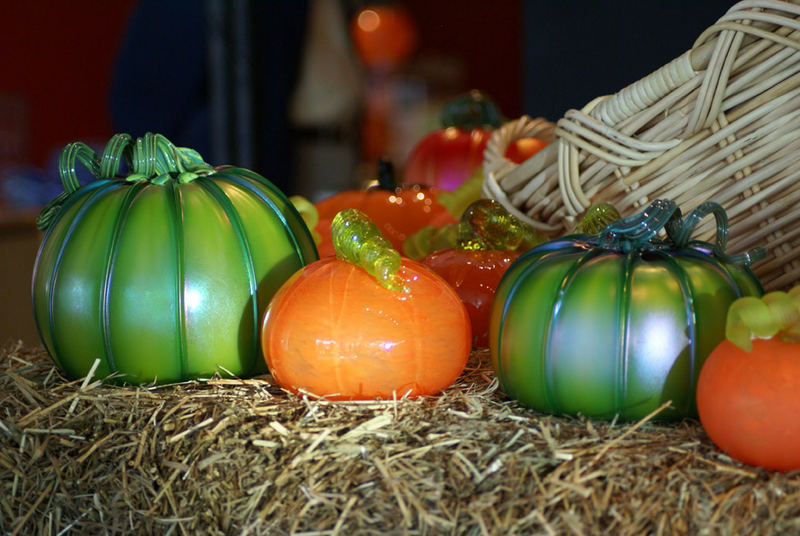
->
xmin=0 ymin=0 xmax=732 ymax=344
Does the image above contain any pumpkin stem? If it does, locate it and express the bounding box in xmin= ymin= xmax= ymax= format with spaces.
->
xmin=374 ymin=158 xmax=397 ymax=191
xmin=440 ymin=89 xmax=503 ymax=130
xmin=589 ymin=199 xmax=766 ymax=266
xmin=575 ymin=203 xmax=622 ymax=235
xmin=726 ymin=288 xmax=800 ymax=351
xmin=37 ymin=133 xmax=215 ymax=231
xmin=332 ymin=208 xmax=408 ymax=292
xmin=36 ymin=141 xmax=102 ymax=230
xmin=457 ymin=199 xmax=544 ymax=251
xmin=127 ymin=133 xmax=214 ymax=183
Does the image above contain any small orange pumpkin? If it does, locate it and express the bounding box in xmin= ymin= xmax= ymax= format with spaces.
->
xmin=314 ymin=159 xmax=457 ymax=257
xmin=697 ymin=289 xmax=800 ymax=471
xmin=262 ymin=208 xmax=471 ymax=399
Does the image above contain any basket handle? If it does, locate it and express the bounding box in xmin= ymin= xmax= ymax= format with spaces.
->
xmin=592 ymin=0 xmax=800 ymax=130
xmin=591 ymin=49 xmax=704 ymax=127
xmin=482 ymin=115 xmax=556 ymax=176
xmin=560 ymin=1 xmax=800 ymax=216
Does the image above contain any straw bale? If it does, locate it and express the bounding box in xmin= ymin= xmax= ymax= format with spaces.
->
xmin=2 ymin=339 xmax=799 ymax=535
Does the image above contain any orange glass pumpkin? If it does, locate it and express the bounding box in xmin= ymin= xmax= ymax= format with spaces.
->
xmin=314 ymin=160 xmax=457 ymax=257
xmin=262 ymin=209 xmax=471 ymax=400
xmin=697 ymin=290 xmax=800 ymax=471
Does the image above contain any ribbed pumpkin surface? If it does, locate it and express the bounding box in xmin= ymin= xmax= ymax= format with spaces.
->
xmin=489 ymin=201 xmax=763 ymax=420
xmin=33 ymin=134 xmax=317 ymax=384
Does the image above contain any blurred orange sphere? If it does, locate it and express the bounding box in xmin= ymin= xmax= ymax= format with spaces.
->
xmin=351 ymin=5 xmax=418 ymax=70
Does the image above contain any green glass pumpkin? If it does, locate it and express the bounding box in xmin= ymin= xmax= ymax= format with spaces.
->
xmin=32 ymin=133 xmax=318 ymax=384
xmin=489 ymin=200 xmax=764 ymax=421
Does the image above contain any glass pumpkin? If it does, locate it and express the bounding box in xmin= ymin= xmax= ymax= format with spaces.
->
xmin=697 ymin=289 xmax=800 ymax=471
xmin=402 ymin=90 xmax=500 ymax=192
xmin=421 ymin=199 xmax=544 ymax=348
xmin=402 ymin=90 xmax=547 ymax=191
xmin=489 ymin=200 xmax=764 ymax=421
xmin=314 ymin=159 xmax=456 ymax=257
xmin=32 ymin=133 xmax=318 ymax=384
xmin=350 ymin=4 xmax=418 ymax=71
xmin=423 ymin=248 xmax=519 ymax=349
xmin=262 ymin=209 xmax=471 ymax=400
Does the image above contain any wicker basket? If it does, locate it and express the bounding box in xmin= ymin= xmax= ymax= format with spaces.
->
xmin=483 ymin=0 xmax=800 ymax=291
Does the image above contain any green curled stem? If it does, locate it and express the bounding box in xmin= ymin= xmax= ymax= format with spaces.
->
xmin=332 ymin=208 xmax=408 ymax=292
xmin=457 ymin=199 xmax=544 ymax=251
xmin=99 ymin=133 xmax=133 ymax=179
xmin=57 ymin=142 xmax=101 ymax=193
xmin=726 ymin=287 xmax=800 ymax=351
xmin=37 ymin=142 xmax=102 ymax=230
xmin=594 ymin=199 xmax=677 ymax=248
xmin=575 ymin=203 xmax=621 ymax=235
xmin=588 ymin=199 xmax=766 ymax=265
xmin=440 ymin=89 xmax=503 ymax=130
xmin=37 ymin=132 xmax=215 ymax=231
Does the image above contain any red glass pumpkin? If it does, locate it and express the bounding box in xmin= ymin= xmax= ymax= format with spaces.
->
xmin=403 ymin=91 xmax=547 ymax=191
xmin=420 ymin=199 xmax=543 ymax=347
xmin=422 ymin=248 xmax=521 ymax=348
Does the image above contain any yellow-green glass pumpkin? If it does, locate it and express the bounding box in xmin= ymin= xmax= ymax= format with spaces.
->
xmin=32 ymin=133 xmax=317 ymax=384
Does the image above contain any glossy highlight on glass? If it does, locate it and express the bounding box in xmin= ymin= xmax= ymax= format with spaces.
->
xmin=489 ymin=199 xmax=764 ymax=420
xmin=32 ymin=133 xmax=317 ymax=384
xmin=422 ymin=199 xmax=544 ymax=347
xmin=262 ymin=209 xmax=470 ymax=400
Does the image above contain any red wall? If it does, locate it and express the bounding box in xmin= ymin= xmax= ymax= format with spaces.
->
xmin=0 ymin=1 xmax=138 ymax=168
xmin=403 ymin=0 xmax=523 ymax=119
xmin=0 ymin=1 xmax=523 ymax=169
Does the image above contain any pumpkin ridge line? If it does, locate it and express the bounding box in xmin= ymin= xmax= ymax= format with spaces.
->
xmin=492 ymin=247 xmax=549 ymax=402
xmin=100 ymin=182 xmax=147 ymax=377
xmin=197 ymin=179 xmax=261 ymax=376
xmin=545 ymin=244 xmax=605 ymax=415
xmin=167 ymin=181 xmax=188 ymax=383
xmin=40 ymin=181 xmax=118 ymax=378
xmin=617 ymin=251 xmax=637 ymax=418
xmin=658 ymin=250 xmax=697 ymax=417
xmin=216 ymin=172 xmax=318 ymax=264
